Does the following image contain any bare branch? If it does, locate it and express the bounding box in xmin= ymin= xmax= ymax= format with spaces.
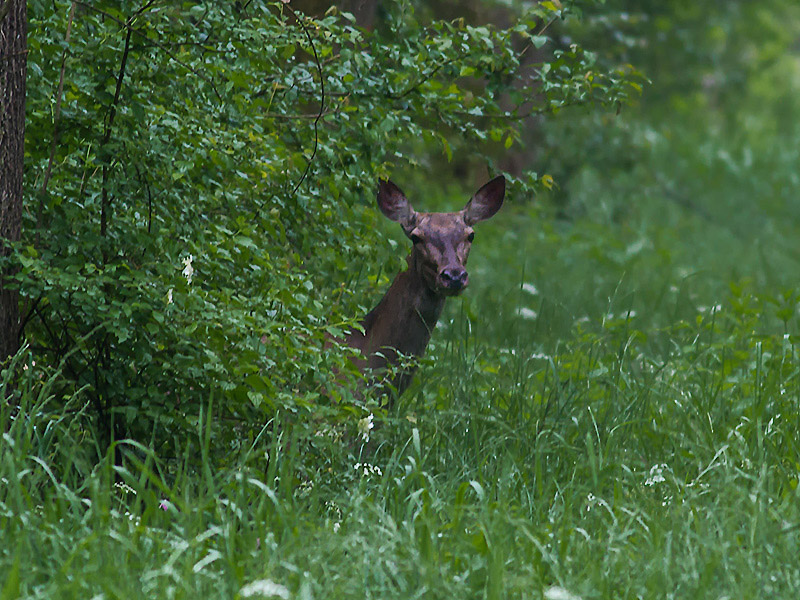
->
xmin=281 ymin=3 xmax=325 ymax=196
xmin=39 ymin=2 xmax=77 ymax=200
xmin=100 ymin=15 xmax=135 ymax=258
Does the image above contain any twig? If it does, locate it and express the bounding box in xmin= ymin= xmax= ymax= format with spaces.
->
xmin=98 ymin=0 xmax=156 ymax=250
xmin=443 ymin=106 xmax=546 ymax=121
xmin=38 ymin=1 xmax=77 ymax=240
xmin=17 ymin=295 xmax=43 ymax=342
xmin=100 ymin=23 xmax=133 ymax=255
xmin=282 ymin=3 xmax=325 ymax=196
xmin=263 ymin=109 xmax=335 ymax=120
xmin=392 ymin=54 xmax=466 ymax=100
xmin=520 ymin=15 xmax=558 ymax=59
xmin=73 ymin=0 xmax=222 ymax=101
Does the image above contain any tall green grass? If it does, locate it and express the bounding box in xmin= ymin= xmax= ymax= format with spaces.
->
xmin=6 ymin=51 xmax=800 ymax=600
xmin=4 ymin=177 xmax=800 ymax=598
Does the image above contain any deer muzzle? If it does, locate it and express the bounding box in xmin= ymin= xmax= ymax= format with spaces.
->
xmin=439 ymin=266 xmax=469 ymax=293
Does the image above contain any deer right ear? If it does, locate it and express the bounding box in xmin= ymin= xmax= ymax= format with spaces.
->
xmin=377 ymin=180 xmax=417 ymax=231
xmin=463 ymin=175 xmax=505 ymax=226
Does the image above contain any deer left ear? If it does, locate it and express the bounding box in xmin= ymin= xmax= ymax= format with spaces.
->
xmin=463 ymin=175 xmax=505 ymax=226
xmin=377 ymin=179 xmax=417 ymax=231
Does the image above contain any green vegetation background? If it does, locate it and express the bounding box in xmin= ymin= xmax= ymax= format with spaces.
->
xmin=3 ymin=0 xmax=800 ymax=597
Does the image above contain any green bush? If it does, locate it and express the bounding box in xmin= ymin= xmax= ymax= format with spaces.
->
xmin=10 ymin=0 xmax=643 ymax=460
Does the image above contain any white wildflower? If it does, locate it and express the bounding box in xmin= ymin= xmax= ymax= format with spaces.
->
xmin=182 ymin=255 xmax=194 ymax=284
xmin=167 ymin=288 xmax=173 ymax=304
xmin=358 ymin=413 xmax=374 ymax=441
xmin=239 ymin=579 xmax=290 ymax=599
xmin=522 ymin=283 xmax=539 ymax=295
xmin=333 ymin=521 xmax=341 ymax=533
xmin=114 ymin=482 xmax=137 ymax=495
xmin=698 ymin=304 xmax=722 ymax=314
xmin=353 ymin=462 xmax=382 ymax=477
xmin=544 ymin=586 xmax=582 ymax=600
xmin=516 ymin=307 xmax=538 ymax=320
xmin=644 ymin=463 xmax=667 ymax=486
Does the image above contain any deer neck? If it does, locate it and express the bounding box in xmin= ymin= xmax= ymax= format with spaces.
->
xmin=361 ymin=253 xmax=446 ymax=363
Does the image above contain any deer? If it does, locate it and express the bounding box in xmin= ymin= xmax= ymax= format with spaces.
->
xmin=342 ymin=175 xmax=506 ymax=402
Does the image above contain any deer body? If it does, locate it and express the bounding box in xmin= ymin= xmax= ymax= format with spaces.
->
xmin=345 ymin=176 xmax=506 ymax=399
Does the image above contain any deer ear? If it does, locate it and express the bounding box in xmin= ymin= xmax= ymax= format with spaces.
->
xmin=463 ymin=175 xmax=505 ymax=225
xmin=377 ymin=180 xmax=417 ymax=231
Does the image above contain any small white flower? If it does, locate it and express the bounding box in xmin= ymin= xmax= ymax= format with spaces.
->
xmin=522 ymin=282 xmax=539 ymax=295
xmin=544 ymin=586 xmax=581 ymax=600
xmin=353 ymin=462 xmax=382 ymax=477
xmin=239 ymin=579 xmax=290 ymax=599
xmin=114 ymin=482 xmax=137 ymax=495
xmin=516 ymin=307 xmax=538 ymax=320
xmin=333 ymin=521 xmax=341 ymax=533
xmin=358 ymin=413 xmax=374 ymax=441
xmin=644 ymin=463 xmax=667 ymax=486
xmin=167 ymin=288 xmax=173 ymax=304
xmin=182 ymin=255 xmax=194 ymax=284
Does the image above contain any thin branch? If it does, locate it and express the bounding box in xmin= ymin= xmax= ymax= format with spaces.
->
xmin=102 ymin=28 xmax=133 ymax=146
xmin=520 ymin=15 xmax=558 ymax=59
xmin=263 ymin=109 xmax=335 ymax=120
xmin=443 ymin=106 xmax=546 ymax=121
xmin=98 ymin=0 xmax=156 ymax=251
xmin=17 ymin=295 xmax=43 ymax=342
xmin=391 ymin=54 xmax=465 ymax=100
xmin=100 ymin=22 xmax=133 ymax=257
xmin=73 ymin=0 xmax=223 ymax=101
xmin=38 ymin=1 xmax=77 ymax=241
xmin=282 ymin=3 xmax=325 ymax=196
xmin=33 ymin=303 xmax=65 ymax=357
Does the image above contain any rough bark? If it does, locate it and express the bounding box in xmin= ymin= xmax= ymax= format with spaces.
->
xmin=0 ymin=0 xmax=27 ymax=362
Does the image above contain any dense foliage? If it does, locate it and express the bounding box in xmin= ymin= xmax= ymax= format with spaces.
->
xmin=11 ymin=0 xmax=642 ymax=455
xmin=4 ymin=0 xmax=800 ymax=597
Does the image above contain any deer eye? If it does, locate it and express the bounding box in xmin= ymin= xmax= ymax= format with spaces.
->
xmin=410 ymin=233 xmax=422 ymax=244
xmin=467 ymin=232 xmax=475 ymax=242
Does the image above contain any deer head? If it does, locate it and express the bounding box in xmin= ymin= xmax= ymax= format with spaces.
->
xmin=376 ymin=176 xmax=505 ymax=297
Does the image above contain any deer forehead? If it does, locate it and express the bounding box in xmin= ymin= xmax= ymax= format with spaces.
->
xmin=412 ymin=212 xmax=473 ymax=241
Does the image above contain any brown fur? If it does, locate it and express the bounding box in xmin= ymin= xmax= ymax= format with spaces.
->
xmin=343 ymin=176 xmax=505 ymax=401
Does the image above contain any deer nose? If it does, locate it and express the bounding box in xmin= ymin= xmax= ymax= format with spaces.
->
xmin=440 ymin=267 xmax=468 ymax=290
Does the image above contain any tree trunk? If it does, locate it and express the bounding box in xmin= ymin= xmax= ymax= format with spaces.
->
xmin=0 ymin=0 xmax=27 ymax=362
